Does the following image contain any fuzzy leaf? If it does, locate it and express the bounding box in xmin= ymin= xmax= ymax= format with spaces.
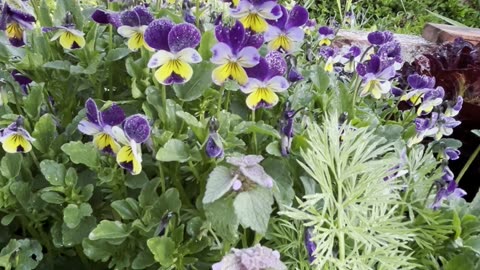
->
xmin=147 ymin=236 xmax=176 ymax=266
xmin=40 ymin=160 xmax=65 ymax=186
xmin=32 ymin=114 xmax=57 ymax=153
xmin=234 ymin=187 xmax=273 ymax=234
xmin=61 ymin=142 xmax=100 ymax=168
xmin=205 ymin=196 xmax=239 ymax=240
xmin=1 ymin=153 xmax=22 ymax=179
xmin=88 ymin=220 xmax=130 ymax=241
xmin=156 ymin=139 xmax=190 ymax=162
xmin=203 ymin=166 xmax=234 ymax=204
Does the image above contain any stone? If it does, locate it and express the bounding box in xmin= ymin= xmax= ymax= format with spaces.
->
xmin=422 ymin=23 xmax=480 ymax=45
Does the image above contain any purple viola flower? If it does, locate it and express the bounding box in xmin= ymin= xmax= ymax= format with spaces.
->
xmin=0 ymin=0 xmax=36 ymax=47
xmin=91 ymin=9 xmax=122 ymax=28
xmin=417 ymin=86 xmax=445 ymax=116
xmin=112 ymin=114 xmax=151 ymax=175
xmin=377 ymin=40 xmax=402 ymax=64
xmin=43 ymin=23 xmax=86 ymax=50
xmin=302 ymin=18 xmax=316 ymax=35
xmin=304 ymin=227 xmax=316 ymax=263
xmin=78 ymin=98 xmax=126 ymax=155
xmin=205 ymin=117 xmax=224 ymax=159
xmin=226 ymin=155 xmax=274 ymax=188
xmin=339 ymin=45 xmax=361 ymax=73
xmin=264 ymin=5 xmax=308 ymax=53
xmin=445 ymin=96 xmax=463 ymax=117
xmin=434 ymin=113 xmax=461 ymax=141
xmin=230 ymin=0 xmax=282 ymax=33
xmin=210 ymin=21 xmax=261 ymax=86
xmin=318 ymin=26 xmax=335 ymax=46
xmin=242 ymin=55 xmax=289 ymax=110
xmin=11 ymin=70 xmax=31 ymax=95
xmin=444 ymin=147 xmax=460 ymax=161
xmin=147 ymin=22 xmax=202 ymax=85
xmin=357 ymin=54 xmax=396 ymax=99
xmin=367 ymin=31 xmax=394 ymax=45
xmin=212 ymin=244 xmax=287 ymax=270
xmin=407 ymin=115 xmax=439 ymax=147
xmin=280 ymin=103 xmax=302 ymax=156
xmin=0 ymin=116 xmax=35 ymax=153
xmin=401 ymin=74 xmax=436 ymax=106
xmin=117 ymin=6 xmax=154 ymax=51
xmin=431 ymin=169 xmax=466 ymax=210
xmin=287 ymin=66 xmax=303 ymax=82
xmin=344 ymin=11 xmax=355 ymax=27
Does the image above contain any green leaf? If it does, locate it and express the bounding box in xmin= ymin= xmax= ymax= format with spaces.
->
xmin=172 ymin=62 xmax=215 ymax=101
xmin=234 ymin=187 xmax=273 ymax=234
xmin=64 ymin=167 xmax=78 ymax=187
xmin=111 ymin=199 xmax=139 ymax=220
xmin=205 ymin=196 xmax=239 ymax=240
xmin=263 ymin=158 xmax=294 ymax=209
xmin=88 ymin=220 xmax=130 ymax=241
xmin=452 ymin=210 xmax=461 ymax=239
xmin=445 ymin=253 xmax=475 ymax=270
xmin=106 ymin=48 xmax=131 ymax=62
xmin=198 ymin=30 xmax=216 ymax=60
xmin=176 ymin=111 xmax=206 ymax=140
xmin=125 ymin=171 xmax=149 ymax=189
xmin=38 ymin=0 xmax=53 ymax=27
xmin=203 ymin=166 xmax=234 ymax=204
xmin=156 ymin=139 xmax=190 ymax=162
xmin=61 ymin=141 xmax=100 ymax=168
xmin=32 ymin=114 xmax=57 ymax=153
xmin=147 ymin=236 xmax=176 ymax=266
xmin=82 ymin=239 xmax=114 ymax=261
xmin=0 ymin=239 xmax=43 ymax=270
xmin=465 ymin=236 xmax=480 ymax=255
xmin=233 ymin=121 xmax=280 ymax=138
xmin=1 ymin=153 xmax=22 ymax=179
xmin=266 ymin=141 xmax=282 ymax=157
xmin=63 ymin=203 xmax=92 ymax=229
xmin=62 ymin=216 xmax=96 ymax=247
xmin=472 ymin=129 xmax=480 ymax=138
xmin=40 ymin=160 xmax=65 ymax=186
xmin=1 ymin=213 xmax=15 ymax=226
xmin=23 ymin=86 xmax=43 ymax=119
xmin=40 ymin=191 xmax=64 ymax=204
xmin=132 ymin=250 xmax=156 ymax=269
xmin=43 ymin=60 xmax=71 ymax=71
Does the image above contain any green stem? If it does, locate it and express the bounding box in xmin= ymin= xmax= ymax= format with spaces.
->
xmin=162 ymin=84 xmax=168 ymax=125
xmin=251 ymin=110 xmax=258 ymax=154
xmin=337 ymin=180 xmax=345 ymax=263
xmin=159 ymin=162 xmax=166 ymax=194
xmin=224 ymin=89 xmax=231 ymax=112
xmin=217 ymin=85 xmax=225 ymax=116
xmin=195 ymin=0 xmax=201 ymax=28
xmin=174 ymin=164 xmax=194 ymax=208
xmin=29 ymin=150 xmax=41 ymax=171
xmin=241 ymin=228 xmax=248 ymax=248
xmin=456 ymin=144 xmax=480 ymax=184
xmin=188 ymin=160 xmax=201 ymax=183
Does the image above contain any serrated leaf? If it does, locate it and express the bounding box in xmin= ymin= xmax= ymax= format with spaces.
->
xmin=40 ymin=160 xmax=65 ymax=186
xmin=172 ymin=62 xmax=214 ymax=101
xmin=234 ymin=187 xmax=273 ymax=234
xmin=1 ymin=153 xmax=22 ymax=179
xmin=156 ymin=139 xmax=190 ymax=162
xmin=88 ymin=220 xmax=130 ymax=241
xmin=203 ymin=166 xmax=234 ymax=204
xmin=61 ymin=141 xmax=100 ymax=168
xmin=32 ymin=114 xmax=57 ymax=153
xmin=147 ymin=236 xmax=175 ymax=266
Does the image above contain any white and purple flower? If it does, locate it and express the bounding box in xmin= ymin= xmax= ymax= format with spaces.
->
xmin=356 ymin=54 xmax=396 ymax=99
xmin=0 ymin=0 xmax=36 ymax=47
xmin=230 ymin=0 xmax=282 ymax=33
xmin=117 ymin=6 xmax=154 ymax=51
xmin=264 ymin=5 xmax=308 ymax=53
xmin=0 ymin=116 xmax=35 ymax=153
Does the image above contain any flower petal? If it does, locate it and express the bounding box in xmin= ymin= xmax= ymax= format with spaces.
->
xmin=245 ymin=57 xmax=269 ymax=81
xmin=236 ymin=46 xmax=260 ymax=67
xmin=265 ymin=51 xmax=287 ymax=77
xmin=240 ymin=14 xmax=268 ymax=33
xmin=240 ymin=78 xmax=263 ymax=93
xmin=123 ymin=114 xmax=151 ymax=143
xmin=85 ymin=98 xmax=100 ymax=124
xmin=101 ymin=104 xmax=126 ymax=126
xmin=230 ymin=0 xmax=251 ymax=19
xmin=1 ymin=133 xmax=32 ymax=153
xmin=111 ymin=126 xmax=130 ymax=146
xmin=59 ymin=31 xmax=85 ymax=49
xmin=286 ymin=5 xmax=308 ymax=28
xmin=117 ymin=145 xmax=142 ymax=175
xmin=246 ymin=88 xmax=279 ymax=110
xmin=266 ymin=76 xmax=289 ymax=92
xmin=117 ymin=25 xmax=138 ymax=38
xmin=177 ymin=48 xmax=202 ymax=64
xmin=144 ymin=19 xmax=174 ymax=51
xmin=167 ymin=23 xmax=201 ymax=53
xmin=264 ymin=25 xmax=282 ymax=42
xmin=286 ymin=27 xmax=304 ymax=42
xmin=78 ymin=120 xmax=101 ymax=135
xmin=93 ymin=132 xmax=120 ymax=154
xmin=155 ymin=60 xmax=193 ymax=85
xmin=212 ymin=62 xmax=248 ymax=85
xmin=257 ymin=1 xmax=282 ymax=20
xmin=148 ymin=50 xmax=174 ymax=68
xmin=210 ymin=43 xmax=234 ymax=65
xmin=127 ymin=32 xmax=146 ymax=51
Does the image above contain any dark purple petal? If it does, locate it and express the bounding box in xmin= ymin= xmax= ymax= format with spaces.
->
xmin=91 ymin=9 xmax=111 ymax=24
xmin=144 ymin=19 xmax=174 ymax=51
xmin=184 ymin=11 xmax=196 ymax=24
xmin=304 ymin=227 xmax=316 ymax=263
xmin=101 ymin=104 xmax=126 ymax=126
xmin=205 ymin=132 xmax=224 ymax=158
xmin=407 ymin=74 xmax=436 ymax=89
xmin=228 ymin=21 xmax=246 ymax=53
xmin=305 ymin=18 xmax=316 ymax=28
xmin=424 ymin=86 xmax=445 ymax=101
xmin=356 ymin=63 xmax=366 ymax=76
xmin=164 ymin=73 xmax=187 ymax=85
xmin=377 ymin=41 xmax=401 ymax=60
xmin=287 ymin=67 xmax=303 ymax=82
xmin=109 ymin=12 xmax=122 ymax=28
xmin=345 ymin=46 xmax=361 ymax=58
xmin=245 ymin=58 xmax=269 ymax=81
xmin=270 ymin=4 xmax=282 ymax=18
xmin=123 ymin=114 xmax=151 ymax=143
xmin=318 ymin=46 xmax=335 ymax=60
xmin=442 ymin=166 xmax=454 ymax=182
xmin=243 ymin=30 xmax=264 ymax=49
xmin=265 ymin=51 xmax=287 ymax=78
xmin=168 ymin=23 xmax=201 ymax=52
xmin=9 ymin=36 xmax=25 ymax=47
xmin=5 ymin=2 xmax=36 ymax=26
xmin=452 ymin=96 xmax=463 ymax=111
xmin=414 ymin=118 xmax=432 ymax=133
xmin=367 ymin=31 xmax=394 ymax=45
xmin=85 ymin=98 xmax=100 ymax=124
xmin=285 ymin=5 xmax=308 ymax=29
xmin=11 ymin=70 xmax=31 ymax=85
xmin=365 ymin=55 xmax=381 ymax=74
xmin=318 ymin=26 xmax=334 ymax=36
xmin=120 ymin=10 xmax=140 ymax=27
xmin=391 ymin=87 xmax=403 ymax=97
xmin=133 ymin=6 xmax=154 ymax=26
xmin=267 ymin=5 xmax=287 ymax=29
xmin=445 ymin=148 xmax=460 ymax=160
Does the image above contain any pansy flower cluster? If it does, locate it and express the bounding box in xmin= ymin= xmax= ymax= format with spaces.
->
xmin=78 ymin=99 xmax=151 ymax=175
xmin=0 ymin=116 xmax=35 ymax=153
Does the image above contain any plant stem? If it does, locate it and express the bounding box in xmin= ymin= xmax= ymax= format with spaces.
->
xmin=159 ymin=162 xmax=166 ymax=193
xmin=216 ymin=85 xmax=225 ymax=116
xmin=337 ymin=179 xmax=345 ymax=263
xmin=251 ymin=110 xmax=258 ymax=154
xmin=161 ymin=84 xmax=168 ymax=125
xmin=174 ymin=164 xmax=194 ymax=208
xmin=241 ymin=228 xmax=248 ymax=248
xmin=195 ymin=0 xmax=201 ymax=28
xmin=456 ymin=144 xmax=480 ymax=184
xmin=224 ymin=89 xmax=231 ymax=112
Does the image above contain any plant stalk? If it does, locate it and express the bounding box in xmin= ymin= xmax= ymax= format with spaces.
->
xmin=456 ymin=144 xmax=480 ymax=184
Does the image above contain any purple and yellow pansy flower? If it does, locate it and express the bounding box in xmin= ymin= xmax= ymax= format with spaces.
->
xmin=401 ymin=74 xmax=436 ymax=106
xmin=112 ymin=114 xmax=151 ymax=175
xmin=0 ymin=116 xmax=35 ymax=153
xmin=78 ymin=98 xmax=126 ymax=155
xmin=44 ymin=25 xmax=86 ymax=50
xmin=146 ymin=21 xmax=202 ymax=85
xmin=356 ymin=55 xmax=396 ymax=99
xmin=230 ymin=0 xmax=282 ymax=33
xmin=318 ymin=26 xmax=335 ymax=46
xmin=264 ymin=5 xmax=308 ymax=53
xmin=117 ymin=6 xmax=154 ymax=51
xmin=210 ymin=21 xmax=262 ymax=85
xmin=242 ymin=52 xmax=289 ymax=110
xmin=0 ymin=0 xmax=36 ymax=47
xmin=91 ymin=9 xmax=122 ymax=28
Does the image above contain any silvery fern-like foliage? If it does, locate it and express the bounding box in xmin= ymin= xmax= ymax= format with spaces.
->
xmin=282 ymin=116 xmax=417 ymax=270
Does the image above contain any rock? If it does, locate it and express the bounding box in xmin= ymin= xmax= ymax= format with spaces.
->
xmin=422 ymin=23 xmax=480 ymax=45
xmin=334 ymin=29 xmax=437 ymax=63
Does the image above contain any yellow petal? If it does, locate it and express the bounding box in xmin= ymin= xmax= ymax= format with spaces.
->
xmin=6 ymin=22 xmax=23 ymax=40
xmin=2 ymin=133 xmax=32 ymax=153
xmin=212 ymin=62 xmax=248 ymax=85
xmin=245 ymin=88 xmax=279 ymax=110
xmin=127 ymin=32 xmax=145 ymax=51
xmin=229 ymin=62 xmax=248 ymax=85
xmin=268 ymin=35 xmax=292 ymax=52
xmin=240 ymin=14 xmax=268 ymax=33
xmin=232 ymin=0 xmax=239 ymax=6
xmin=59 ymin=31 xmax=86 ymax=49
xmin=154 ymin=60 xmax=193 ymax=84
xmin=93 ymin=133 xmax=120 ymax=154
xmin=319 ymin=39 xmax=331 ymax=46
xmin=117 ymin=146 xmax=142 ymax=175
